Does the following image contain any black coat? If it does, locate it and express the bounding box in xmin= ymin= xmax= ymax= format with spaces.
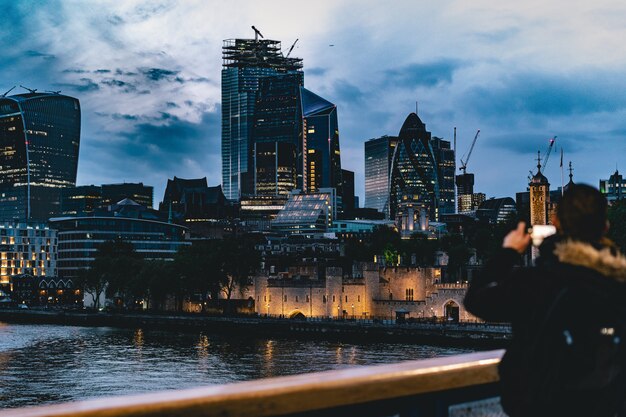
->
xmin=464 ymin=236 xmax=626 ymax=417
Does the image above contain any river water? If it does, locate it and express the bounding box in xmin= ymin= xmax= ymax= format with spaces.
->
xmin=0 ymin=322 xmax=472 ymax=409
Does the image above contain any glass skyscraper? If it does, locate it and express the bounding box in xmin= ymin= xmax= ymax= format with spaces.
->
xmin=364 ymin=135 xmax=398 ymax=215
xmin=430 ymin=137 xmax=455 ymax=216
xmin=252 ymin=74 xmax=303 ymax=197
xmin=390 ymin=113 xmax=440 ymax=230
xmin=221 ymin=38 xmax=303 ymax=201
xmin=0 ymin=92 xmax=81 ymax=221
xmin=300 ymin=87 xmax=342 ymax=199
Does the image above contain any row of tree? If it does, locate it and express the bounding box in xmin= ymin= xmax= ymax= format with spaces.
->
xmin=77 ymin=238 xmax=261 ymax=311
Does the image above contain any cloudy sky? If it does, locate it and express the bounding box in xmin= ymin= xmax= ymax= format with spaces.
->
xmin=3 ymin=0 xmax=626 ymax=206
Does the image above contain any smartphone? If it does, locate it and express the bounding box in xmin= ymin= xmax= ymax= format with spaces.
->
xmin=529 ymin=225 xmax=557 ymax=247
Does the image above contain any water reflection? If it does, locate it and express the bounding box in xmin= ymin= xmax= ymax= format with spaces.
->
xmin=0 ymin=322 xmax=472 ymax=409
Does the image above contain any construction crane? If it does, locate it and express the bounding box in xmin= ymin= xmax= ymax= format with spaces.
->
xmin=19 ymin=85 xmax=37 ymax=94
xmin=1 ymin=86 xmax=15 ymax=97
xmin=285 ymin=38 xmax=299 ymax=58
xmin=541 ymin=136 xmax=557 ymax=170
xmin=459 ymin=129 xmax=480 ymax=175
xmin=251 ymin=25 xmax=264 ymax=41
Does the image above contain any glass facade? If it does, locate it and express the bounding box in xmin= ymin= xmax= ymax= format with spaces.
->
xmin=271 ymin=189 xmax=336 ymax=234
xmin=300 ymin=88 xmax=342 ymax=204
xmin=600 ymin=170 xmax=626 ymax=204
xmin=252 ymin=74 xmax=303 ymax=196
xmin=364 ymin=136 xmax=397 ymax=216
xmin=221 ymin=38 xmax=303 ymax=201
xmin=390 ymin=113 xmax=440 ymax=226
xmin=431 ymin=137 xmax=455 ymax=216
xmin=0 ymin=92 xmax=80 ymax=221
xmin=101 ymin=183 xmax=153 ymax=208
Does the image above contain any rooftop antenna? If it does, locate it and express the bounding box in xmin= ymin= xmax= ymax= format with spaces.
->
xmin=19 ymin=85 xmax=37 ymax=94
xmin=45 ymin=90 xmax=61 ymax=94
xmin=1 ymin=86 xmax=15 ymax=97
xmin=251 ymin=25 xmax=264 ymax=42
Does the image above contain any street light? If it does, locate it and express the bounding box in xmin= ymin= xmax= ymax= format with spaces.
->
xmin=266 ymin=303 xmax=270 ymax=317
xmin=337 ymin=305 xmax=340 ymax=320
xmin=351 ymin=304 xmax=355 ymax=320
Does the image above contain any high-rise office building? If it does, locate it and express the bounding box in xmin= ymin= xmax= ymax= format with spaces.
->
xmin=0 ymin=92 xmax=80 ymax=221
xmin=252 ymin=74 xmax=303 ymax=197
xmin=101 ymin=182 xmax=153 ymax=209
xmin=431 ymin=137 xmax=455 ymax=216
xmin=59 ymin=185 xmax=102 ymax=216
xmin=364 ymin=135 xmax=398 ymax=215
xmin=390 ymin=113 xmax=440 ymax=233
xmin=340 ymin=169 xmax=355 ymax=218
xmin=300 ymin=87 xmax=342 ymax=199
xmin=222 ymin=36 xmax=303 ymax=201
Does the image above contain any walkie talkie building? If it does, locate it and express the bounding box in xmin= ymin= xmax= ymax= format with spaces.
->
xmin=0 ymin=92 xmax=81 ymax=221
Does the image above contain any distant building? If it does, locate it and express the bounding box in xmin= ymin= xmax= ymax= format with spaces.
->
xmin=390 ymin=113 xmax=439 ymax=236
xmin=59 ymin=185 xmax=102 ymax=216
xmin=364 ymin=135 xmax=397 ymax=215
xmin=458 ymin=192 xmax=486 ymax=215
xmin=0 ymin=92 xmax=81 ymax=221
xmin=476 ymin=197 xmax=517 ymax=224
xmin=271 ymin=189 xmax=336 ymax=234
xmin=222 ymin=36 xmax=303 ymax=201
xmin=431 ymin=137 xmax=456 ymax=216
xmin=51 ymin=199 xmax=189 ymax=285
xmin=340 ymin=169 xmax=355 ymax=218
xmin=0 ymin=223 xmax=57 ymax=293
xmin=529 ymin=153 xmax=550 ymax=226
xmin=600 ymin=169 xmax=626 ymax=204
xmin=301 ymin=88 xmax=343 ymax=201
xmin=101 ymin=183 xmax=153 ymax=209
xmin=159 ymin=177 xmax=232 ymax=238
xmin=252 ymin=74 xmax=303 ymax=197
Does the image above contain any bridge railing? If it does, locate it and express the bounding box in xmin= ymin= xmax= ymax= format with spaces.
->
xmin=0 ymin=350 xmax=504 ymax=417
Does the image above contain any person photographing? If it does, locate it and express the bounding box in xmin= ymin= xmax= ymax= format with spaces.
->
xmin=465 ymin=184 xmax=626 ymax=417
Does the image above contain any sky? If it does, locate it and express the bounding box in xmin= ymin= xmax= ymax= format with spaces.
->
xmin=2 ymin=0 xmax=626 ymax=207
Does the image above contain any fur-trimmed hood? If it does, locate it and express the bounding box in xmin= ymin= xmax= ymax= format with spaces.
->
xmin=553 ymin=239 xmax=626 ymax=282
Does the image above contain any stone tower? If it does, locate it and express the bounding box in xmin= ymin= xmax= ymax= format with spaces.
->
xmin=529 ymin=151 xmax=550 ymax=226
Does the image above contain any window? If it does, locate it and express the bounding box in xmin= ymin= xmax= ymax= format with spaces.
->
xmin=357 ymin=295 xmax=360 ymax=302
xmin=295 ymin=296 xmax=299 ymax=302
xmin=264 ymin=295 xmax=266 ymax=302
xmin=284 ymin=295 xmax=287 ymax=302
xmin=306 ymin=295 xmax=310 ymax=302
xmin=269 ymin=295 xmax=271 ymax=302
xmin=345 ymin=295 xmax=348 ymax=302
xmin=405 ymin=288 xmax=414 ymax=301
xmin=323 ymin=295 xmax=327 ymax=303
xmin=389 ymin=293 xmax=393 ymax=300
xmin=332 ymin=295 xmax=335 ymax=302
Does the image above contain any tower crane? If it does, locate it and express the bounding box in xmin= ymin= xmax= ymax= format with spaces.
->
xmin=19 ymin=85 xmax=37 ymax=94
xmin=285 ymin=38 xmax=299 ymax=58
xmin=541 ymin=136 xmax=557 ymax=170
xmin=1 ymin=86 xmax=15 ymax=97
xmin=251 ymin=25 xmax=264 ymax=41
xmin=459 ymin=129 xmax=480 ymax=175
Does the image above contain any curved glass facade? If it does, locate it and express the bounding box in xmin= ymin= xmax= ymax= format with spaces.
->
xmin=0 ymin=92 xmax=80 ymax=221
xmin=390 ymin=113 xmax=440 ymax=226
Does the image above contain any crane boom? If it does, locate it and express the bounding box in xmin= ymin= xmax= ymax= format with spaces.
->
xmin=459 ymin=129 xmax=480 ymax=174
xmin=541 ymin=136 xmax=557 ymax=169
xmin=285 ymin=38 xmax=299 ymax=58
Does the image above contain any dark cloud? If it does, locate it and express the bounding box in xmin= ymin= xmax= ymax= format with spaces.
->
xmin=141 ymin=68 xmax=180 ymax=81
xmin=100 ymin=78 xmax=137 ymax=93
xmin=463 ymin=71 xmax=626 ymax=119
xmin=333 ymin=80 xmax=365 ymax=104
xmin=307 ymin=67 xmax=327 ymax=76
xmin=115 ymin=69 xmax=138 ymax=76
xmin=63 ymin=68 xmax=89 ymax=74
xmin=55 ymin=78 xmax=100 ymax=92
xmin=25 ymin=50 xmax=56 ymax=60
xmin=384 ymin=59 xmax=462 ymax=87
xmin=107 ymin=15 xmax=124 ymax=25
xmin=95 ymin=69 xmax=111 ymax=74
xmin=166 ymin=102 xmax=179 ymax=108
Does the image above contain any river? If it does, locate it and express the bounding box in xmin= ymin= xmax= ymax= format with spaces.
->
xmin=0 ymin=322 xmax=473 ymax=409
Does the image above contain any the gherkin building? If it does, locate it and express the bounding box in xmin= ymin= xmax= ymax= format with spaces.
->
xmin=389 ymin=113 xmax=439 ymax=231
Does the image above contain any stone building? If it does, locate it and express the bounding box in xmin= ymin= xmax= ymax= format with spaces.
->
xmin=253 ymin=263 xmax=473 ymax=322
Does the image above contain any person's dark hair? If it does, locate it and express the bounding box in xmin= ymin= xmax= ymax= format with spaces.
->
xmin=556 ymin=184 xmax=607 ymax=242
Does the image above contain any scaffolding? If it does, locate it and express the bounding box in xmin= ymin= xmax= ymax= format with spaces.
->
xmin=222 ymin=39 xmax=303 ymax=71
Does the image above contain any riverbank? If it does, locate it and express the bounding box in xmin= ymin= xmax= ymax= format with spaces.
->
xmin=0 ymin=308 xmax=511 ymax=348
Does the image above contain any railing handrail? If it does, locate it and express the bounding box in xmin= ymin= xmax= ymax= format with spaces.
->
xmin=0 ymin=350 xmax=504 ymax=417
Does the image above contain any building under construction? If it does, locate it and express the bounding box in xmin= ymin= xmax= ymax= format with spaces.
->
xmin=221 ymin=29 xmax=303 ymax=201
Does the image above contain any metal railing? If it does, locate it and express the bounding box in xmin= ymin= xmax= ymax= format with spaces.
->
xmin=0 ymin=350 xmax=504 ymax=417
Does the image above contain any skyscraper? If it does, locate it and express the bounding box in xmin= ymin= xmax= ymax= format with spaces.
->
xmin=252 ymin=74 xmax=303 ymax=197
xmin=390 ymin=113 xmax=439 ymax=233
xmin=300 ymin=87 xmax=342 ymax=198
xmin=431 ymin=137 xmax=456 ymax=216
xmin=364 ymin=135 xmax=398 ymax=215
xmin=0 ymin=92 xmax=80 ymax=221
xmin=221 ymin=36 xmax=303 ymax=201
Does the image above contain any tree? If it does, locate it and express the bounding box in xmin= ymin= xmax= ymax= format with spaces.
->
xmin=220 ymin=236 xmax=261 ymax=299
xmin=75 ymin=268 xmax=106 ymax=310
xmin=93 ymin=240 xmax=143 ymax=308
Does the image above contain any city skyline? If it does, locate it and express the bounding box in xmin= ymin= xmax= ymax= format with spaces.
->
xmin=3 ymin=1 xmax=626 ymax=206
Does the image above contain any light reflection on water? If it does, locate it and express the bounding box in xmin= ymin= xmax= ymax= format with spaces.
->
xmin=0 ymin=322 xmax=472 ymax=409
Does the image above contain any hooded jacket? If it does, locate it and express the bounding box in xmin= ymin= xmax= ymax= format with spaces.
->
xmin=464 ymin=235 xmax=626 ymax=417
